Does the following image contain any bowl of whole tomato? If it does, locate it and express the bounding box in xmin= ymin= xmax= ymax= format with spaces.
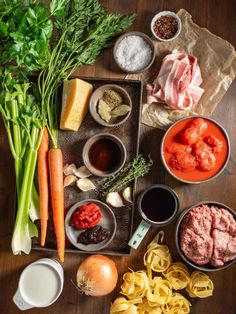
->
xmin=65 ymin=199 xmax=117 ymax=251
xmin=161 ymin=116 xmax=230 ymax=184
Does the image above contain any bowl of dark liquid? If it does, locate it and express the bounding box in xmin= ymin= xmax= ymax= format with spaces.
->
xmin=82 ymin=133 xmax=126 ymax=177
xmin=129 ymin=184 xmax=179 ymax=249
xmin=138 ymin=184 xmax=179 ymax=226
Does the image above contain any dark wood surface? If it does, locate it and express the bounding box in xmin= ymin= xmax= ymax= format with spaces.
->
xmin=0 ymin=1 xmax=236 ymax=313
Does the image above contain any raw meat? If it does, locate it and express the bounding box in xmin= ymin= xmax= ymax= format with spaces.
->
xmin=180 ymin=204 xmax=236 ymax=267
xmin=180 ymin=228 xmax=213 ymax=265
xmin=181 ymin=205 xmax=212 ymax=235
xmin=211 ymin=230 xmax=236 ymax=267
xmin=211 ymin=206 xmax=236 ymax=236
xmin=147 ymin=51 xmax=204 ymax=110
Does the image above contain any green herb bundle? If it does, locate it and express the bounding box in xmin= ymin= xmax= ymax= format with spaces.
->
xmin=0 ymin=0 xmax=53 ymax=72
xmin=98 ymin=155 xmax=153 ymax=198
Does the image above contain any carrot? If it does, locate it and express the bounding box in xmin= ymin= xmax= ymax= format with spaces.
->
xmin=38 ymin=128 xmax=49 ymax=247
xmin=48 ymin=147 xmax=65 ymax=262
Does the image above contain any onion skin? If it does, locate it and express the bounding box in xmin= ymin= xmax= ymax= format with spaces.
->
xmin=76 ymin=255 xmax=118 ymax=296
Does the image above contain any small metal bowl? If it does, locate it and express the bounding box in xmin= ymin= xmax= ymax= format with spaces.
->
xmin=89 ymin=84 xmax=132 ymax=127
xmin=161 ymin=116 xmax=230 ymax=184
xmin=175 ymin=201 xmax=236 ymax=272
xmin=65 ymin=199 xmax=117 ymax=252
xmin=113 ymin=31 xmax=155 ymax=74
xmin=151 ymin=11 xmax=182 ymax=42
xmin=82 ymin=133 xmax=126 ymax=177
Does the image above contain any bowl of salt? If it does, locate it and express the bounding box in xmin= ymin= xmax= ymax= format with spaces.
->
xmin=113 ymin=31 xmax=155 ymax=74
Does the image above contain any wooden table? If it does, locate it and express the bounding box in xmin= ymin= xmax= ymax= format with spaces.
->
xmin=0 ymin=1 xmax=236 ymax=313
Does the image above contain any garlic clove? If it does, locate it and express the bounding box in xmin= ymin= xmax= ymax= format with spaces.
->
xmin=106 ymin=192 xmax=124 ymax=208
xmin=63 ymin=163 xmax=77 ymax=176
xmin=122 ymin=187 xmax=133 ymax=203
xmin=64 ymin=175 xmax=77 ymax=187
xmin=76 ymin=178 xmax=96 ymax=192
xmin=74 ymin=165 xmax=92 ymax=178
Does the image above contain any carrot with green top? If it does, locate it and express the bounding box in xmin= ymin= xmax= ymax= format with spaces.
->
xmin=48 ymin=147 xmax=65 ymax=263
xmin=38 ymin=127 xmax=49 ymax=247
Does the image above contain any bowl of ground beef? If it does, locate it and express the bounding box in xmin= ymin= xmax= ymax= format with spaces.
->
xmin=175 ymin=202 xmax=236 ymax=271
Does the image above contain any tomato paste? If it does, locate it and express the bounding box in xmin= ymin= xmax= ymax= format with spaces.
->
xmin=163 ymin=117 xmax=229 ymax=182
xmin=70 ymin=203 xmax=102 ymax=230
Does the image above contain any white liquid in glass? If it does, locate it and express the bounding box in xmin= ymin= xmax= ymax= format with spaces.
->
xmin=21 ymin=264 xmax=60 ymax=306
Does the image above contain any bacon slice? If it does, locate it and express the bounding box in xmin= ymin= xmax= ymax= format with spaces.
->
xmin=147 ymin=51 xmax=204 ymax=110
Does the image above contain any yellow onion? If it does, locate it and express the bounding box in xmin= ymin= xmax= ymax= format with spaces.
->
xmin=76 ymin=255 xmax=118 ymax=296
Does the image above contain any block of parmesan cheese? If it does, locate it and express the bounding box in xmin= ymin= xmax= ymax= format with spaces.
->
xmin=60 ymin=78 xmax=93 ymax=131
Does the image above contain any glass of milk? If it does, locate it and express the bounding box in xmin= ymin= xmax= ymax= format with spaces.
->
xmin=13 ymin=258 xmax=64 ymax=310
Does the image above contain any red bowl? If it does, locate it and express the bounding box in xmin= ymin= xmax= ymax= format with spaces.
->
xmin=160 ymin=116 xmax=230 ymax=184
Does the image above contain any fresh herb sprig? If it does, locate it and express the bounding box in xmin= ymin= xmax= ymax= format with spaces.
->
xmin=98 ymin=155 xmax=153 ymax=198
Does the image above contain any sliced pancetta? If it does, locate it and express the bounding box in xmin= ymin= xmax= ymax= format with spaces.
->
xmin=147 ymin=51 xmax=204 ymax=110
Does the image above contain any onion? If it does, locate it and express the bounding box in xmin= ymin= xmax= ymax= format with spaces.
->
xmin=76 ymin=255 xmax=118 ymax=296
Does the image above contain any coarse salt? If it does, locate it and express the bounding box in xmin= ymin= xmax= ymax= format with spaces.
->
xmin=115 ymin=35 xmax=153 ymax=72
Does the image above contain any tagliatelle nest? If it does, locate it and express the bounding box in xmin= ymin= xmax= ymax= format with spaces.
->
xmin=161 ymin=292 xmax=191 ymax=314
xmin=144 ymin=231 xmax=172 ymax=280
xmin=110 ymin=231 xmax=214 ymax=314
xmin=120 ymin=269 xmax=149 ymax=299
xmin=163 ymin=262 xmax=190 ymax=290
xmin=186 ymin=271 xmax=214 ymax=298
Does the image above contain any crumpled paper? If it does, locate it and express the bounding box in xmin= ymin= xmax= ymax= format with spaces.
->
xmin=127 ymin=9 xmax=236 ymax=129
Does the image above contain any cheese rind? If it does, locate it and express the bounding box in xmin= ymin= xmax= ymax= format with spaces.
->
xmin=60 ymin=78 xmax=93 ymax=131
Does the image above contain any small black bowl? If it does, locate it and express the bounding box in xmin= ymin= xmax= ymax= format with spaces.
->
xmin=175 ymin=201 xmax=236 ymax=272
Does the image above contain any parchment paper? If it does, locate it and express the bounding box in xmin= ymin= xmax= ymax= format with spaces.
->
xmin=127 ymin=9 xmax=236 ymax=129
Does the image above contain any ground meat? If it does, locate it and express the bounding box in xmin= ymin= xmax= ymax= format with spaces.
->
xmin=211 ymin=206 xmax=236 ymax=236
xmin=181 ymin=205 xmax=212 ymax=235
xmin=192 ymin=140 xmax=216 ymax=171
xmin=204 ymin=136 xmax=223 ymax=153
xmin=169 ymin=152 xmax=197 ymax=172
xmin=180 ymin=204 xmax=236 ymax=267
xmin=210 ymin=230 xmax=236 ymax=267
xmin=179 ymin=118 xmax=208 ymax=145
xmin=180 ymin=228 xmax=213 ymax=265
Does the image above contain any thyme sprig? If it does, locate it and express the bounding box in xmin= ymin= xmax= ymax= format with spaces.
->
xmin=98 ymin=155 xmax=153 ymax=198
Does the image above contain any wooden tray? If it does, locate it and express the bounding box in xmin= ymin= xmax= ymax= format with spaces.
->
xmin=33 ymin=77 xmax=143 ymax=256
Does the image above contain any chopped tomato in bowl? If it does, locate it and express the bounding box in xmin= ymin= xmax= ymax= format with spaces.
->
xmin=161 ymin=116 xmax=230 ymax=184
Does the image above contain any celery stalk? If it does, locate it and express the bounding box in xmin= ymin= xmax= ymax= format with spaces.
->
xmin=11 ymin=148 xmax=38 ymax=254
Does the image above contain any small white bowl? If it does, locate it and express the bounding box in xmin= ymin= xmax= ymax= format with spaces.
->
xmin=151 ymin=11 xmax=182 ymax=42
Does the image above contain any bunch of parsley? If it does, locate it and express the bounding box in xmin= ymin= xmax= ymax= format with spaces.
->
xmin=0 ymin=0 xmax=52 ymax=72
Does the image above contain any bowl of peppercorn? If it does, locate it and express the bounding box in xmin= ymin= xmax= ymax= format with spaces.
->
xmin=151 ymin=11 xmax=182 ymax=41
